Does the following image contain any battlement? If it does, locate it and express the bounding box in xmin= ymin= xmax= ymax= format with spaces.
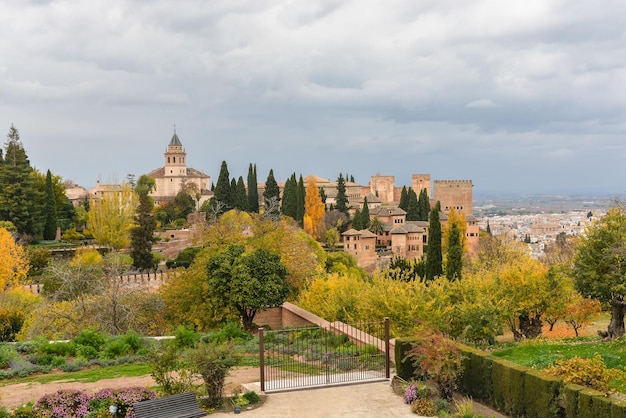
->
xmin=434 ymin=180 xmax=473 ymax=184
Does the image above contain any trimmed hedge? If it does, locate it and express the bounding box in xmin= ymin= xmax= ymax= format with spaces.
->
xmin=395 ymin=338 xmax=626 ymax=418
xmin=394 ymin=337 xmax=419 ymax=380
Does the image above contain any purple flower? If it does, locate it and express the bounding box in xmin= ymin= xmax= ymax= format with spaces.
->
xmin=404 ymin=384 xmax=418 ymax=404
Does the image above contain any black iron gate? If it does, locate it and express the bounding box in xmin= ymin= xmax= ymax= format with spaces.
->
xmin=259 ymin=318 xmax=390 ymax=392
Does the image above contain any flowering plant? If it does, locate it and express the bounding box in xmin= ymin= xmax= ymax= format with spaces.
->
xmin=403 ymin=384 xmax=418 ymax=404
xmin=36 ymin=389 xmax=93 ymax=418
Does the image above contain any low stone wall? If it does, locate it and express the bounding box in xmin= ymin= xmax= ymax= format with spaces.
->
xmin=22 ymin=271 xmax=170 ymax=295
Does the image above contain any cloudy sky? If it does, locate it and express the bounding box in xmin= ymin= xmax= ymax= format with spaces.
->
xmin=1 ymin=0 xmax=625 ymax=195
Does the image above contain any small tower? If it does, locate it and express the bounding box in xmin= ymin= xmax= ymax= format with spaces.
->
xmin=164 ymin=131 xmax=187 ymax=177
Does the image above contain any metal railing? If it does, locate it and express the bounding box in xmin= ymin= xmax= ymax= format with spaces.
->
xmin=259 ymin=318 xmax=390 ymax=392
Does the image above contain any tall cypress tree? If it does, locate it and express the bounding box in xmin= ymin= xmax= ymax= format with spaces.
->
xmin=296 ymin=175 xmax=305 ymax=224
xmin=418 ymin=188 xmax=430 ymax=221
xmin=247 ymin=163 xmax=259 ymax=213
xmin=486 ymin=220 xmax=492 ymax=236
xmin=43 ymin=169 xmax=58 ymax=240
xmin=361 ymin=197 xmax=370 ymax=229
xmin=130 ymin=175 xmax=157 ymax=270
xmin=352 ymin=208 xmax=363 ymax=230
xmin=446 ymin=222 xmax=463 ymax=281
xmin=281 ymin=174 xmax=297 ymax=218
xmin=406 ymin=189 xmax=419 ymax=221
xmin=335 ymin=173 xmax=348 ymax=214
xmin=235 ymin=176 xmax=248 ymax=211
xmin=214 ymin=161 xmax=232 ymax=207
xmin=263 ymin=169 xmax=280 ymax=205
xmin=399 ymin=186 xmax=408 ymax=211
xmin=425 ymin=207 xmax=443 ymax=281
xmin=0 ymin=125 xmax=44 ymax=236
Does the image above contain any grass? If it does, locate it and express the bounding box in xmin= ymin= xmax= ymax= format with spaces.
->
xmin=491 ymin=336 xmax=626 ymax=393
xmin=0 ymin=363 xmax=152 ymax=387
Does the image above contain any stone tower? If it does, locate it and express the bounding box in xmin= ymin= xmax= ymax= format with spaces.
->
xmin=433 ymin=180 xmax=473 ymax=215
xmin=369 ymin=173 xmax=395 ymax=203
xmin=164 ymin=131 xmax=187 ymax=177
xmin=411 ymin=174 xmax=431 ymax=197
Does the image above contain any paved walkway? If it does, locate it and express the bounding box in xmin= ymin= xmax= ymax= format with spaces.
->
xmin=211 ymin=380 xmax=418 ymax=417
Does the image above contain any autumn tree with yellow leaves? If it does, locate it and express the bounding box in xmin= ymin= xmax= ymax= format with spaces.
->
xmin=87 ymin=182 xmax=137 ymax=250
xmin=0 ymin=227 xmax=29 ymax=291
xmin=303 ymin=178 xmax=325 ymax=240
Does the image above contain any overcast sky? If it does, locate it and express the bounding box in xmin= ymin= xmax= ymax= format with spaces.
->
xmin=1 ymin=0 xmax=625 ymax=195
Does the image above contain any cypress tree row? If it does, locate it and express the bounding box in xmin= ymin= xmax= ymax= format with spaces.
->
xmin=235 ymin=176 xmax=248 ymax=211
xmin=43 ymin=169 xmax=58 ymax=240
xmin=296 ymin=175 xmax=305 ymax=224
xmin=446 ymin=222 xmax=463 ymax=281
xmin=247 ymin=164 xmax=259 ymax=213
xmin=406 ymin=189 xmax=419 ymax=221
xmin=352 ymin=208 xmax=363 ymax=230
xmin=399 ymin=186 xmax=408 ymax=211
xmin=263 ymin=169 xmax=280 ymax=205
xmin=425 ymin=206 xmax=443 ymax=281
xmin=214 ymin=161 xmax=232 ymax=207
xmin=418 ymin=188 xmax=430 ymax=221
xmin=335 ymin=173 xmax=348 ymax=214
xmin=361 ymin=197 xmax=370 ymax=229
xmin=281 ymin=174 xmax=297 ymax=218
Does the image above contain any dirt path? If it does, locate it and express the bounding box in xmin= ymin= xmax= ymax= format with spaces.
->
xmin=0 ymin=367 xmax=260 ymax=409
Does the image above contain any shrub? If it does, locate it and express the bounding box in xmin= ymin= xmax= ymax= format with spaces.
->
xmin=405 ymin=324 xmax=464 ymax=401
xmin=119 ymin=330 xmax=144 ymax=353
xmin=100 ymin=339 xmax=131 ymax=359
xmin=206 ymin=322 xmax=252 ymax=344
xmin=453 ymin=396 xmax=481 ymax=418
xmin=174 ymin=325 xmax=200 ymax=349
xmin=410 ymin=398 xmax=437 ymax=416
xmin=75 ymin=344 xmax=99 ymax=360
xmin=186 ymin=342 xmax=241 ymax=409
xmin=15 ymin=341 xmax=35 ymax=354
xmin=545 ymin=354 xmax=625 ymax=394
xmin=36 ymin=389 xmax=93 ymax=418
xmin=51 ymin=356 xmax=66 ymax=368
xmin=404 ymin=384 xmax=418 ymax=404
xmin=11 ymin=401 xmax=36 ymax=418
xmin=146 ymin=346 xmax=195 ymax=396
xmin=242 ymin=391 xmax=261 ymax=404
xmin=434 ymin=397 xmax=451 ymax=414
xmin=0 ymin=344 xmax=18 ymax=369
xmin=90 ymin=387 xmax=156 ymax=418
xmin=73 ymin=329 xmax=107 ymax=351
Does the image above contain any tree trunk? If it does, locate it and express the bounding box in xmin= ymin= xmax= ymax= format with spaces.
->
xmin=519 ymin=313 xmax=543 ymax=339
xmin=607 ymin=299 xmax=625 ymax=339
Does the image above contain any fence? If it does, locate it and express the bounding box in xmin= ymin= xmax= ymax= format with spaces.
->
xmin=259 ymin=318 xmax=390 ymax=392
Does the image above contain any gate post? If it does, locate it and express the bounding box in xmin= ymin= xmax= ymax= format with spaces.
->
xmin=259 ymin=328 xmax=265 ymax=392
xmin=384 ymin=317 xmax=390 ymax=379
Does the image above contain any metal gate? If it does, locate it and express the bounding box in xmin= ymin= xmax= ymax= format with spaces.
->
xmin=259 ymin=318 xmax=390 ymax=392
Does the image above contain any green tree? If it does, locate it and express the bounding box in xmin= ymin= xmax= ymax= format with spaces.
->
xmin=43 ymin=170 xmax=58 ymax=240
xmin=486 ymin=220 xmax=492 ymax=236
xmin=0 ymin=125 xmax=44 ymax=236
xmin=247 ymin=164 xmax=259 ymax=213
xmin=281 ymin=174 xmax=297 ymax=218
xmin=213 ymin=161 xmax=232 ymax=208
xmin=446 ymin=222 xmax=462 ymax=281
xmin=335 ymin=173 xmax=348 ymax=214
xmin=352 ymin=208 xmax=363 ymax=230
xmin=296 ymin=175 xmax=305 ymax=225
xmin=406 ymin=189 xmax=419 ymax=221
xmin=263 ymin=169 xmax=280 ymax=207
xmin=130 ymin=175 xmax=157 ymax=270
xmin=360 ymin=197 xmax=370 ymax=230
xmin=418 ymin=188 xmax=430 ymax=221
xmin=234 ymin=176 xmax=248 ymax=211
xmin=88 ymin=183 xmax=136 ymax=250
xmin=426 ymin=207 xmax=443 ymax=281
xmin=206 ymin=245 xmax=289 ymax=330
xmin=573 ymin=203 xmax=626 ymax=338
xmin=399 ymin=186 xmax=408 ymax=211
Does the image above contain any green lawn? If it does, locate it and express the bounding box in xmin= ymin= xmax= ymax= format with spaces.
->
xmin=0 ymin=363 xmax=152 ymax=387
xmin=491 ymin=336 xmax=626 ymax=392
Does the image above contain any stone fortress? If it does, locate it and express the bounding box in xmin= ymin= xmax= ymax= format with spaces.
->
xmin=79 ymin=132 xmax=477 ymax=272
